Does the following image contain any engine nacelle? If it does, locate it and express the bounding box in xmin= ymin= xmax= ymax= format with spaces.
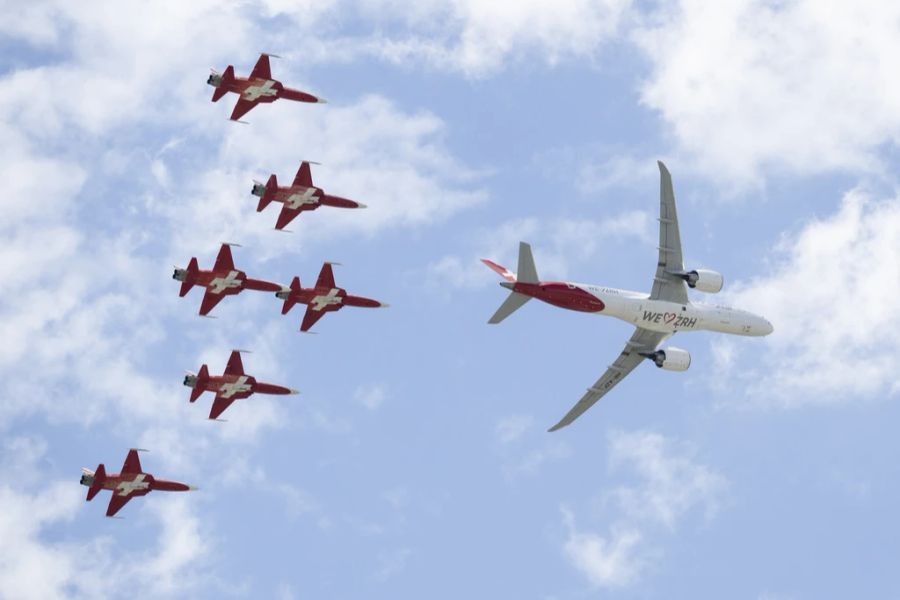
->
xmin=685 ymin=268 xmax=723 ymax=294
xmin=80 ymin=468 xmax=95 ymax=487
xmin=172 ymin=268 xmax=187 ymax=281
xmin=183 ymin=374 xmax=197 ymax=388
xmin=643 ymin=346 xmax=691 ymax=371
xmin=207 ymin=73 xmax=223 ymax=88
xmin=251 ymin=182 xmax=266 ymax=197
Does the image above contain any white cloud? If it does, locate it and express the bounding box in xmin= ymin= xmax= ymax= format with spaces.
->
xmin=634 ymin=0 xmax=900 ymax=183
xmin=495 ymin=414 xmax=535 ymax=444
xmin=373 ymin=547 xmax=412 ymax=582
xmin=0 ymin=438 xmax=213 ymax=599
xmin=710 ymin=188 xmax=900 ymax=407
xmin=354 ymin=383 xmax=388 ymax=410
xmin=560 ymin=430 xmax=726 ymax=588
xmin=303 ymin=0 xmax=635 ymax=77
xmin=561 ymin=508 xmax=646 ymax=588
xmin=607 ymin=430 xmax=727 ymax=528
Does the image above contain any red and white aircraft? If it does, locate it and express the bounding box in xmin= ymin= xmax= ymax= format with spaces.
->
xmin=173 ymin=243 xmax=282 ymax=316
xmin=80 ymin=449 xmax=196 ymax=518
xmin=483 ymin=161 xmax=774 ymax=432
xmin=207 ymin=53 xmax=326 ymax=122
xmin=184 ymin=349 xmax=299 ymax=420
xmin=252 ymin=161 xmax=367 ymax=231
xmin=277 ymin=262 xmax=387 ymax=332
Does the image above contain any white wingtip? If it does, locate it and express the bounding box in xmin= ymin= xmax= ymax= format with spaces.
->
xmin=274 ymin=227 xmax=293 ymax=233
xmin=233 ymin=348 xmax=252 ymax=354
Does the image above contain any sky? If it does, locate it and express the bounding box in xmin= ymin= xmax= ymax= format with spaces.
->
xmin=2 ymin=1 xmax=900 ymax=598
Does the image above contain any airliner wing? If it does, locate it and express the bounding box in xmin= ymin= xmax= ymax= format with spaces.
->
xmin=548 ymin=327 xmax=670 ymax=432
xmin=649 ymin=161 xmax=689 ymax=305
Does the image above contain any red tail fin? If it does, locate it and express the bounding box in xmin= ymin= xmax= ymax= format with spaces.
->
xmin=179 ymin=257 xmax=199 ymax=297
xmin=211 ymin=66 xmax=234 ymax=102
xmin=281 ymin=276 xmax=301 ymax=315
xmin=257 ymin=174 xmax=278 ymax=212
xmin=86 ymin=464 xmax=106 ymax=501
xmin=190 ymin=364 xmax=209 ymax=402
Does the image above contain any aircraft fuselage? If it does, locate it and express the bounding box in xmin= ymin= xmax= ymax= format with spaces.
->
xmin=503 ymin=280 xmax=773 ymax=337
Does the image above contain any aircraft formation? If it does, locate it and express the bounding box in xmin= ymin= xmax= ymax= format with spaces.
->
xmin=82 ymin=53 xmax=385 ymax=517
xmin=82 ymin=55 xmax=772 ymax=517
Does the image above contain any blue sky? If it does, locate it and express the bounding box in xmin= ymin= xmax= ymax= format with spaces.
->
xmin=2 ymin=1 xmax=900 ymax=598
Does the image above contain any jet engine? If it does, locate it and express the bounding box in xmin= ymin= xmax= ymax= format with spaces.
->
xmin=251 ymin=182 xmax=266 ymax=197
xmin=641 ymin=347 xmax=691 ymax=371
xmin=207 ymin=73 xmax=223 ymax=88
xmin=79 ymin=468 xmax=96 ymax=487
xmin=172 ymin=268 xmax=187 ymax=281
xmin=681 ymin=269 xmax=724 ymax=293
xmin=183 ymin=374 xmax=197 ymax=388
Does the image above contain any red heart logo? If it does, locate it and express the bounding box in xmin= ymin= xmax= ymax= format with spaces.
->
xmin=664 ymin=312 xmax=676 ymax=324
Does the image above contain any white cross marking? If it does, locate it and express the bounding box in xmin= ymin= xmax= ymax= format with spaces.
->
xmin=218 ymin=376 xmax=251 ymax=399
xmin=311 ymin=288 xmax=342 ymax=311
xmin=117 ymin=474 xmax=149 ymax=496
xmin=208 ymin=271 xmax=242 ymax=294
xmin=243 ymin=80 xmax=277 ymax=101
xmin=285 ymin=187 xmax=319 ymax=209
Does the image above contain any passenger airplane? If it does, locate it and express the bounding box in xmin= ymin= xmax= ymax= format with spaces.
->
xmin=483 ymin=161 xmax=773 ymax=431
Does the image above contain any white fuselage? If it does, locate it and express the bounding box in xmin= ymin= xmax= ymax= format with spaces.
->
xmin=574 ymin=283 xmax=773 ymax=337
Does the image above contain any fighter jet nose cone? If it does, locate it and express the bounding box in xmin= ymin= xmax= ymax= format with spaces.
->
xmin=289 ymin=388 xmax=301 ymax=395
xmin=187 ymin=485 xmax=199 ymax=491
xmin=317 ymin=97 xmax=328 ymax=104
xmin=379 ymin=302 xmax=390 ymax=308
xmin=356 ymin=202 xmax=368 ymax=209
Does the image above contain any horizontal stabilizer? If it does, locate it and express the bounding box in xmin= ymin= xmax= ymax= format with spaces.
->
xmin=488 ymin=292 xmax=531 ymax=324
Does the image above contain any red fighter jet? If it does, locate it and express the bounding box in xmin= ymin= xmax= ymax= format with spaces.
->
xmin=252 ymin=161 xmax=367 ymax=231
xmin=207 ymin=53 xmax=326 ymax=122
xmin=277 ymin=262 xmax=387 ymax=332
xmin=173 ymin=243 xmax=282 ymax=316
xmin=184 ymin=349 xmax=299 ymax=420
xmin=80 ymin=449 xmax=196 ymax=518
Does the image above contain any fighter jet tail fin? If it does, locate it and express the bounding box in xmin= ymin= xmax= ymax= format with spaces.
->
xmin=211 ymin=66 xmax=234 ymax=102
xmin=190 ymin=365 xmax=209 ymax=402
xmin=85 ymin=464 xmax=106 ymax=501
xmin=281 ymin=276 xmax=302 ymax=315
xmin=179 ymin=257 xmax=199 ymax=297
xmin=257 ymin=174 xmax=278 ymax=212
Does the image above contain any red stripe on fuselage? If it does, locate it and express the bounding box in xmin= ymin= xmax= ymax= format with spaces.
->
xmin=513 ymin=282 xmax=605 ymax=313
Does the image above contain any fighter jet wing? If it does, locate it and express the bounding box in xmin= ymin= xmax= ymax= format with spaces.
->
xmin=649 ymin=161 xmax=689 ymax=305
xmin=548 ymin=327 xmax=670 ymax=432
xmin=250 ymin=53 xmax=272 ymax=80
xmin=209 ymin=395 xmax=237 ymax=420
xmin=300 ymin=305 xmax=328 ymax=332
xmin=314 ymin=262 xmax=336 ymax=289
xmin=106 ymin=493 xmax=133 ymax=517
xmin=199 ymin=288 xmax=227 ymax=316
xmin=230 ymin=97 xmax=259 ymax=121
xmin=213 ymin=244 xmax=235 ymax=273
xmin=292 ymin=161 xmax=313 ymax=187
xmin=120 ymin=449 xmax=143 ymax=475
xmin=224 ymin=350 xmax=245 ymax=376
xmin=275 ymin=204 xmax=304 ymax=230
